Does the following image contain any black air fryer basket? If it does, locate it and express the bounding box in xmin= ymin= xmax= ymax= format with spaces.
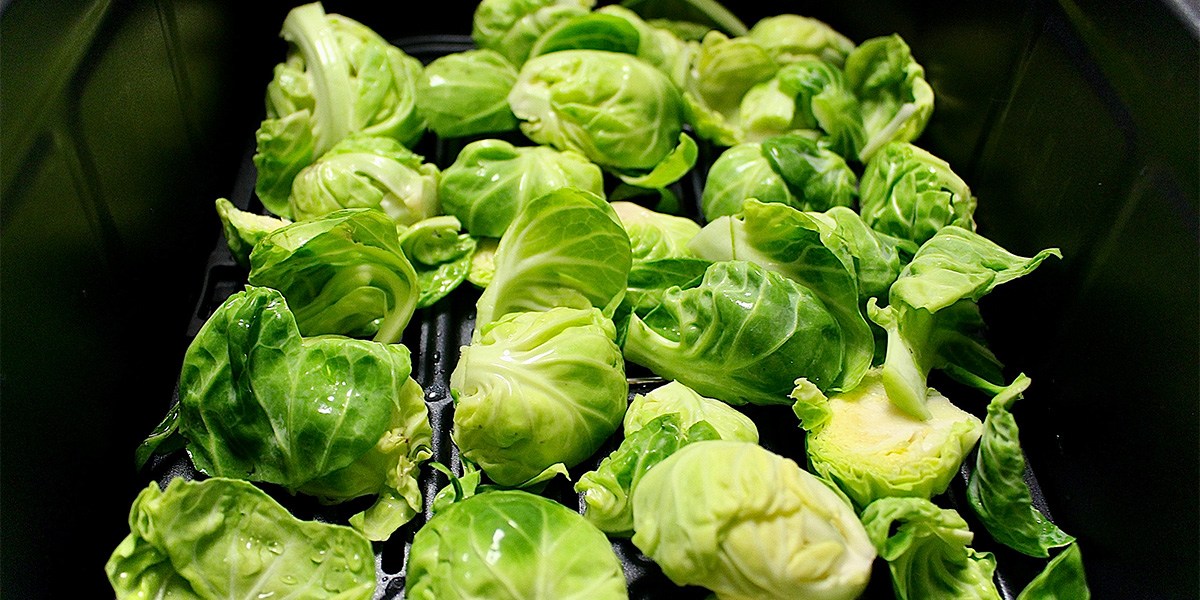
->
xmin=1 ymin=1 xmax=1196 ymax=598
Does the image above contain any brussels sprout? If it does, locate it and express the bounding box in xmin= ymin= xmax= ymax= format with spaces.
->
xmin=397 ymin=216 xmax=478 ymax=308
xmin=682 ymin=30 xmax=779 ymax=146
xmin=623 ymin=260 xmax=846 ymax=405
xmin=509 ymin=49 xmax=697 ymax=185
xmin=471 ymin=0 xmax=596 ymax=67
xmin=861 ymin=497 xmax=1002 ymax=600
xmin=611 ymin=201 xmax=701 ymax=262
xmin=844 ymin=34 xmax=935 ymax=161
xmin=967 ymin=375 xmax=1076 ymax=557
xmin=859 ymin=141 xmax=977 ymax=248
xmin=528 ymin=11 xmax=643 ymax=58
xmin=415 ymin=49 xmax=519 ymax=138
xmin=869 ymin=226 xmax=1061 ymax=419
xmin=214 ymin=197 xmax=289 ymax=267
xmin=253 ymin=2 xmax=426 ymax=217
xmin=106 ymin=477 xmax=376 ymax=600
xmin=246 ymin=208 xmax=420 ymax=344
xmin=620 ymin=256 xmax=713 ymax=318
xmin=450 ymin=307 xmax=628 ymax=486
xmin=745 ymin=14 xmax=856 ymax=67
xmin=688 ymin=199 xmax=875 ymax=392
xmin=700 ymin=136 xmax=857 ymax=221
xmin=792 ymin=369 xmax=983 ymax=509
xmin=136 ymin=286 xmax=433 ymax=540
xmin=438 ymin=139 xmax=605 ymax=239
xmin=595 ymin=5 xmax=697 ymax=86
xmin=632 ymin=440 xmax=876 ymax=600
xmin=407 ymin=489 xmax=628 ymax=599
xmin=473 ymin=187 xmax=631 ymax=331
xmin=623 ymin=379 xmax=759 ymax=440
xmin=288 ymin=134 xmax=440 ymax=228
xmin=576 ymin=381 xmax=758 ymax=535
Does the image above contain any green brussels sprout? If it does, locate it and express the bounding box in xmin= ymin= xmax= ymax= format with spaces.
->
xmin=682 ymin=30 xmax=780 ymax=146
xmin=136 ymin=286 xmax=433 ymax=540
xmin=253 ymin=2 xmax=426 ymax=217
xmin=106 ymin=477 xmax=376 ymax=599
xmin=632 ymin=440 xmax=876 ymax=600
xmin=611 ymin=201 xmax=701 ymax=262
xmin=576 ymin=381 xmax=758 ymax=535
xmin=861 ymin=497 xmax=1002 ymax=600
xmin=844 ymin=34 xmax=935 ymax=161
xmin=700 ymin=136 xmax=857 ymax=221
xmin=859 ymin=141 xmax=977 ymax=248
xmin=688 ymin=199 xmax=875 ymax=393
xmin=746 ymin=14 xmax=856 ymax=67
xmin=437 ymin=138 xmax=605 ymax=239
xmin=473 ymin=187 xmax=631 ymax=331
xmin=471 ymin=0 xmax=596 ymax=67
xmin=792 ymin=368 xmax=983 ymax=509
xmin=246 ymin=208 xmax=420 ymax=344
xmin=288 ymin=134 xmax=440 ymax=228
xmin=214 ymin=197 xmax=290 ymax=267
xmin=450 ymin=307 xmax=628 ymax=487
xmin=397 ymin=215 xmax=478 ymax=308
xmin=415 ymin=49 xmax=519 ymax=138
xmin=508 ymin=49 xmax=696 ymax=185
xmin=407 ymin=489 xmax=628 ymax=599
xmin=623 ymin=260 xmax=847 ymax=405
xmin=595 ymin=5 xmax=697 ymax=86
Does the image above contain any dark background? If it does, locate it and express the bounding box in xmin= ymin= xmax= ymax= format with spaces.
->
xmin=1 ymin=0 xmax=1196 ymax=598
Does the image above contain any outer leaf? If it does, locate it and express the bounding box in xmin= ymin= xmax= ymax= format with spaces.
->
xmin=1016 ymin=543 xmax=1091 ymax=600
xmin=861 ymin=497 xmax=1002 ymax=600
xmin=398 ymin=216 xmax=478 ymax=308
xmin=968 ymin=375 xmax=1076 ymax=557
xmin=105 ymin=477 xmax=375 ymax=600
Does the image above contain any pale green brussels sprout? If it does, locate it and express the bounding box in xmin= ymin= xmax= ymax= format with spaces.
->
xmin=450 ymin=307 xmax=628 ymax=487
xmin=246 ymin=208 xmax=420 ymax=344
xmin=859 ymin=141 xmax=977 ymax=248
xmin=471 ymin=0 xmax=596 ymax=67
xmin=632 ymin=440 xmax=876 ymax=600
xmin=106 ymin=477 xmax=376 ymax=600
xmin=623 ymin=380 xmax=759 ymax=440
xmin=415 ymin=49 xmax=519 ymax=138
xmin=214 ymin=197 xmax=289 ymax=266
xmin=407 ymin=489 xmax=628 ymax=599
xmin=611 ymin=201 xmax=701 ymax=262
xmin=135 ymin=286 xmax=433 ymax=541
xmin=253 ymin=2 xmax=426 ymax=218
xmin=623 ymin=260 xmax=847 ymax=405
xmin=844 ymin=34 xmax=935 ymax=161
xmin=868 ymin=226 xmax=1061 ymax=419
xmin=700 ymin=135 xmax=857 ymax=221
xmin=473 ymin=187 xmax=631 ymax=332
xmin=688 ymin=199 xmax=875 ymax=393
xmin=437 ymin=138 xmax=605 ymax=239
xmin=682 ymin=30 xmax=780 ymax=146
xmin=967 ymin=375 xmax=1076 ymax=558
xmin=746 ymin=14 xmax=856 ymax=68
xmin=509 ymin=49 xmax=698 ymax=186
xmin=397 ymin=215 xmax=478 ymax=308
xmin=791 ymin=368 xmax=983 ymax=509
xmin=740 ymin=60 xmax=865 ymax=156
xmin=576 ymin=381 xmax=758 ymax=535
xmin=860 ymin=497 xmax=1002 ymax=600
xmin=288 ymin=134 xmax=440 ymax=227
xmin=594 ymin=5 xmax=697 ymax=86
